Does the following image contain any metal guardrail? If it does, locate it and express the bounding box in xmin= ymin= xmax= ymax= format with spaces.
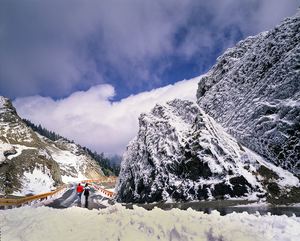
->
xmin=92 ymin=184 xmax=115 ymax=198
xmin=84 ymin=176 xmax=117 ymax=199
xmin=83 ymin=176 xmax=118 ymax=184
xmin=0 ymin=185 xmax=66 ymax=209
xmin=0 ymin=176 xmax=118 ymax=208
xmin=0 ymin=176 xmax=117 ymax=208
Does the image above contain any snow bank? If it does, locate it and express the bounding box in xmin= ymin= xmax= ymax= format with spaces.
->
xmin=2 ymin=205 xmax=300 ymax=241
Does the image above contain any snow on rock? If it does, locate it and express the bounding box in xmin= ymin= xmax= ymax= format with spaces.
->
xmin=13 ymin=166 xmax=56 ymax=196
xmin=0 ymin=141 xmax=14 ymax=164
xmin=6 ymin=144 xmax=37 ymax=160
xmin=116 ymin=99 xmax=299 ymax=204
xmin=48 ymin=139 xmax=104 ymax=183
xmin=1 ymin=205 xmax=300 ymax=241
xmin=0 ymin=96 xmax=9 ymax=114
xmin=196 ymin=10 xmax=300 ymax=175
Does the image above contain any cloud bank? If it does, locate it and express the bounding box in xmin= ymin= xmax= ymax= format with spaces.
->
xmin=14 ymin=78 xmax=200 ymax=154
xmin=1 ymin=1 xmax=298 ymax=99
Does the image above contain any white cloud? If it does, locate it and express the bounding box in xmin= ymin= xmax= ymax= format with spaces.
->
xmin=0 ymin=0 xmax=191 ymax=97
xmin=13 ymin=77 xmax=200 ymax=154
xmin=0 ymin=0 xmax=298 ymax=98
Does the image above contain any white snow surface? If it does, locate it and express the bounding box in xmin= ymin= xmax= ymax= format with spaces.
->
xmin=13 ymin=166 xmax=56 ymax=196
xmin=2 ymin=205 xmax=300 ymax=241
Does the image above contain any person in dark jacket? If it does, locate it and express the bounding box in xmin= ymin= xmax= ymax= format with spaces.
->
xmin=84 ymin=183 xmax=90 ymax=208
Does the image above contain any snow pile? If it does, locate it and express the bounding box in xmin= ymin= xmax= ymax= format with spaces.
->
xmin=2 ymin=205 xmax=300 ymax=241
xmin=196 ymin=11 xmax=300 ymax=174
xmin=116 ymin=99 xmax=299 ymax=203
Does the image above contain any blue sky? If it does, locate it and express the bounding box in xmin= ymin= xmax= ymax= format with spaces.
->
xmin=1 ymin=0 xmax=299 ymax=154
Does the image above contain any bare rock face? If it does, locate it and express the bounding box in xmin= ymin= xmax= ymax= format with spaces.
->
xmin=0 ymin=97 xmax=103 ymax=196
xmin=196 ymin=11 xmax=300 ymax=175
xmin=116 ymin=100 xmax=299 ymax=203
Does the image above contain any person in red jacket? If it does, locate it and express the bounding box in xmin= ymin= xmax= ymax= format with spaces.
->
xmin=76 ymin=183 xmax=84 ymax=203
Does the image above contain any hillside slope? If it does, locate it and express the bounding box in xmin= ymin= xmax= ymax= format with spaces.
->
xmin=0 ymin=96 xmax=103 ymax=196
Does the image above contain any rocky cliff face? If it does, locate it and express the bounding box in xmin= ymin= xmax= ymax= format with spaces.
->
xmin=116 ymin=100 xmax=299 ymax=203
xmin=0 ymin=97 xmax=103 ymax=196
xmin=196 ymin=11 xmax=300 ymax=175
xmin=116 ymin=12 xmax=300 ymax=204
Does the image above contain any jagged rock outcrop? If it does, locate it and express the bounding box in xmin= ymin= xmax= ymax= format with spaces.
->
xmin=0 ymin=96 xmax=103 ymax=196
xmin=196 ymin=11 xmax=300 ymax=175
xmin=116 ymin=100 xmax=299 ymax=203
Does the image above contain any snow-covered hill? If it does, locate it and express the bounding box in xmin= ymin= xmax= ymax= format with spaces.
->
xmin=116 ymin=100 xmax=299 ymax=203
xmin=196 ymin=10 xmax=300 ymax=175
xmin=0 ymin=96 xmax=103 ymax=196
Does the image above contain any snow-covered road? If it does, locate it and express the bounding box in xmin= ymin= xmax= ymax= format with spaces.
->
xmin=45 ymin=184 xmax=110 ymax=210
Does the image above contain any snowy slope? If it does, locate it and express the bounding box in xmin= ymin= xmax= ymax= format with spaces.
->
xmin=0 ymin=96 xmax=60 ymax=195
xmin=47 ymin=138 xmax=104 ymax=183
xmin=196 ymin=11 xmax=300 ymax=174
xmin=0 ymin=96 xmax=103 ymax=196
xmin=116 ymin=99 xmax=299 ymax=203
xmin=2 ymin=205 xmax=300 ymax=241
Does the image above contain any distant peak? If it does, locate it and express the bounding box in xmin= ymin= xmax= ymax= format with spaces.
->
xmin=0 ymin=96 xmax=16 ymax=113
xmin=0 ymin=96 xmax=10 ymax=106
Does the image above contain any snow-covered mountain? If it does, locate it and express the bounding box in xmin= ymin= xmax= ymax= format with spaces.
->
xmin=196 ymin=11 xmax=300 ymax=175
xmin=0 ymin=96 xmax=103 ymax=196
xmin=116 ymin=99 xmax=299 ymax=203
xmin=116 ymin=12 xmax=300 ymax=204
